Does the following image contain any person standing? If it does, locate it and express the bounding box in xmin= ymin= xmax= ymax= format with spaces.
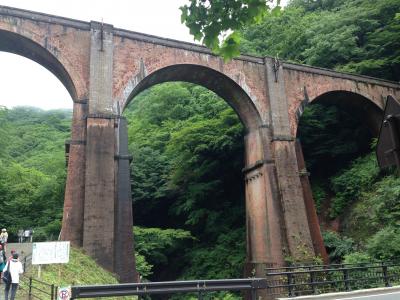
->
xmin=0 ymin=244 xmax=6 ymax=278
xmin=0 ymin=229 xmax=8 ymax=250
xmin=17 ymin=230 xmax=23 ymax=244
xmin=4 ymin=252 xmax=23 ymax=300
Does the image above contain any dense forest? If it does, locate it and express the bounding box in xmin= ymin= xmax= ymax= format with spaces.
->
xmin=0 ymin=107 xmax=70 ymax=240
xmin=0 ymin=0 xmax=399 ymax=287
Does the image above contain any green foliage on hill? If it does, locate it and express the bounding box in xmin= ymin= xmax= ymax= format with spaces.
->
xmin=0 ymin=107 xmax=70 ymax=241
xmin=241 ymin=0 xmax=400 ymax=263
xmin=241 ymin=0 xmax=400 ymax=81
xmin=316 ymin=150 xmax=400 ymax=263
xmin=133 ymin=226 xmax=194 ymax=278
xmin=26 ymin=248 xmax=121 ymax=286
xmin=124 ymin=82 xmax=246 ymax=281
xmin=21 ymin=247 xmax=136 ymax=300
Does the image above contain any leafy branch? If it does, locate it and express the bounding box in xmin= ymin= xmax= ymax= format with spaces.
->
xmin=180 ymin=0 xmax=281 ymax=60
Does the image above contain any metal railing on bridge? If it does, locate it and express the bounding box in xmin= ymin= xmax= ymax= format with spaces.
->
xmin=16 ymin=260 xmax=400 ymax=299
xmin=70 ymin=278 xmax=267 ymax=299
xmin=265 ymin=261 xmax=400 ymax=298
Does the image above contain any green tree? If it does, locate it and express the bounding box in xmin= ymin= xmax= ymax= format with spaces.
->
xmin=124 ymin=82 xmax=246 ymax=281
xmin=181 ymin=0 xmax=281 ymax=60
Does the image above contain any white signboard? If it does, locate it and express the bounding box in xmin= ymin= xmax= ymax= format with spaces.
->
xmin=32 ymin=241 xmax=70 ymax=265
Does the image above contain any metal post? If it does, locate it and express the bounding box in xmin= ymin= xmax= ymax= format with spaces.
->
xmin=382 ymin=264 xmax=390 ymax=287
xmin=29 ymin=277 xmax=32 ymax=299
xmin=309 ymin=270 xmax=316 ymax=294
xmin=51 ymin=284 xmax=55 ymax=300
xmin=343 ymin=268 xmax=351 ymax=291
xmin=287 ymin=273 xmax=294 ymax=297
xmin=251 ymin=288 xmax=257 ymax=300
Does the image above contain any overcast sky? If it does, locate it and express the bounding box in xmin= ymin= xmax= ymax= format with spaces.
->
xmin=0 ymin=0 xmax=286 ymax=110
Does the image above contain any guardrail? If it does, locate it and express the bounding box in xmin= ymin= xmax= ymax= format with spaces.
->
xmin=14 ymin=260 xmax=400 ymax=299
xmin=19 ymin=277 xmax=57 ymax=300
xmin=265 ymin=262 xmax=400 ymax=298
xmin=70 ymin=278 xmax=267 ymax=299
xmin=23 ymin=253 xmax=32 ymax=272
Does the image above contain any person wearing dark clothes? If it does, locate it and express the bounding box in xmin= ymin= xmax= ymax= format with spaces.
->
xmin=4 ymin=252 xmax=23 ymax=300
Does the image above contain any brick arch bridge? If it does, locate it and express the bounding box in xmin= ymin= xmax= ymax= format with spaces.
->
xmin=1 ymin=6 xmax=399 ymax=283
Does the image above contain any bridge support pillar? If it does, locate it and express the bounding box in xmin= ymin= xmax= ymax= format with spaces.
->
xmin=80 ymin=21 xmax=135 ymax=281
xmin=295 ymin=140 xmax=329 ymax=263
xmin=264 ymin=57 xmax=316 ymax=262
xmin=114 ymin=118 xmax=137 ymax=282
xmin=83 ymin=116 xmax=116 ymax=272
xmin=61 ymin=100 xmax=88 ymax=246
xmin=243 ymin=127 xmax=285 ymax=277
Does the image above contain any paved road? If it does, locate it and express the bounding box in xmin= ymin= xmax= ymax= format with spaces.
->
xmin=338 ymin=291 xmax=400 ymax=299
xmin=278 ymin=286 xmax=400 ymax=300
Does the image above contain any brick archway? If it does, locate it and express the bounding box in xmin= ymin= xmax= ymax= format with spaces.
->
xmin=293 ymin=90 xmax=384 ymax=263
xmin=120 ymin=63 xmax=288 ymax=279
xmin=0 ymin=29 xmax=78 ymax=101
xmin=295 ymin=90 xmax=384 ymax=136
xmin=121 ymin=64 xmax=263 ymax=131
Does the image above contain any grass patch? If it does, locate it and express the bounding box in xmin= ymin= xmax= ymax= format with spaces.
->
xmin=19 ymin=247 xmax=136 ymax=300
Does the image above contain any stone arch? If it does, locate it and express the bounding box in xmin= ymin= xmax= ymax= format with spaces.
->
xmin=120 ymin=64 xmax=264 ymax=131
xmin=0 ymin=29 xmax=78 ymax=100
xmin=295 ymin=90 xmax=383 ymax=137
xmin=119 ymin=63 xmax=283 ymax=277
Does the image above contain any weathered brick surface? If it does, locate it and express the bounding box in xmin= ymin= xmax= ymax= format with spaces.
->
xmin=1 ymin=6 xmax=400 ymax=283
xmin=60 ymin=101 xmax=87 ymax=246
xmin=112 ymin=35 xmax=268 ymax=130
xmin=83 ymin=118 xmax=116 ymax=272
xmin=295 ymin=140 xmax=329 ymax=263
xmin=0 ymin=12 xmax=90 ymax=100
xmin=283 ymin=64 xmax=400 ymax=136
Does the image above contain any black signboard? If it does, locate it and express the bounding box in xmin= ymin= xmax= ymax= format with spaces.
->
xmin=376 ymin=95 xmax=400 ymax=170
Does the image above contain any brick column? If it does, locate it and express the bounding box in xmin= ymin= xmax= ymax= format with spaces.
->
xmin=83 ymin=21 xmax=117 ymax=272
xmin=84 ymin=115 xmax=117 ymax=272
xmin=114 ymin=118 xmax=137 ymax=282
xmin=295 ymin=140 xmax=329 ymax=264
xmin=265 ymin=57 xmax=315 ymax=261
xmin=61 ymin=100 xmax=88 ymax=246
xmin=243 ymin=127 xmax=285 ymax=276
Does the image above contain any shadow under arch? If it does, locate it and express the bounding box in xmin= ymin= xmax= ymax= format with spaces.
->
xmin=122 ymin=64 xmax=263 ymax=131
xmin=293 ymin=90 xmax=384 ymax=263
xmin=297 ymin=90 xmax=384 ymax=137
xmin=0 ymin=29 xmax=77 ymax=101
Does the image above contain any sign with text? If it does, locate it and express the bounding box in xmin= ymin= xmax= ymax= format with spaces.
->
xmin=32 ymin=241 xmax=70 ymax=265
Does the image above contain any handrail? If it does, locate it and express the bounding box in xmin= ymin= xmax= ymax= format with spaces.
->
xmin=20 ymin=277 xmax=57 ymax=300
xmin=267 ymin=264 xmax=392 ymax=276
xmin=71 ymin=278 xmax=267 ymax=299
xmin=265 ymin=261 xmax=400 ymax=297
xmin=31 ymin=277 xmax=55 ymax=287
xmin=265 ymin=259 xmax=400 ymax=271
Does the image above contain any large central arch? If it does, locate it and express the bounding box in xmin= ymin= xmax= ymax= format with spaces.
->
xmin=121 ymin=64 xmax=263 ymax=131
xmin=120 ymin=63 xmax=287 ymax=278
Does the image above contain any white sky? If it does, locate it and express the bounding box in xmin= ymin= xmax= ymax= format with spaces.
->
xmin=0 ymin=0 xmax=287 ymax=110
